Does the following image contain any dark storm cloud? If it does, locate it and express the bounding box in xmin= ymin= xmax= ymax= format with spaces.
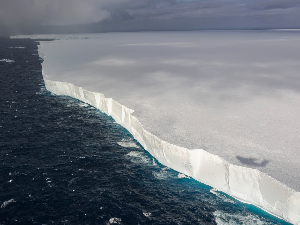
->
xmin=127 ymin=0 xmax=300 ymax=20
xmin=0 ymin=0 xmax=300 ymax=35
xmin=247 ymin=0 xmax=300 ymax=10
xmin=124 ymin=0 xmax=300 ymax=30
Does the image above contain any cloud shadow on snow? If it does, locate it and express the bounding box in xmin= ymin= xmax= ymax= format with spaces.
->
xmin=236 ymin=156 xmax=270 ymax=167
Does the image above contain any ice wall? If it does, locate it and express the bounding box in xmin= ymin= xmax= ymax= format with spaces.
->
xmin=43 ymin=77 xmax=300 ymax=224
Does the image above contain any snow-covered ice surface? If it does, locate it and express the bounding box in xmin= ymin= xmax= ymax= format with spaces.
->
xmin=21 ymin=31 xmax=300 ymax=224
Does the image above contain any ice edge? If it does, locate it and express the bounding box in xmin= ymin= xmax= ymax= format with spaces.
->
xmin=39 ymin=47 xmax=300 ymax=225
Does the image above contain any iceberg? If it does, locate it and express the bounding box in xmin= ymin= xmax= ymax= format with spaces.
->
xmin=33 ymin=31 xmax=300 ymax=224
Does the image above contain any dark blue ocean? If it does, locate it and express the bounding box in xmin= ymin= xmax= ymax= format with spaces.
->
xmin=0 ymin=38 xmax=291 ymax=225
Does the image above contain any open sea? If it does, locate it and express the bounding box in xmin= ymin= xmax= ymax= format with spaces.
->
xmin=0 ymin=38 xmax=291 ymax=225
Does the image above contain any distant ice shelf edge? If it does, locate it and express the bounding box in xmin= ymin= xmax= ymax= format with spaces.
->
xmin=41 ymin=73 xmax=300 ymax=225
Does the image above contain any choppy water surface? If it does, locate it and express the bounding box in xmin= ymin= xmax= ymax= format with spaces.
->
xmin=0 ymin=38 xmax=290 ymax=225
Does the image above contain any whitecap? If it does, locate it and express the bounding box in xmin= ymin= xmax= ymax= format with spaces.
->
xmin=210 ymin=189 xmax=235 ymax=204
xmin=127 ymin=151 xmax=152 ymax=165
xmin=178 ymin=173 xmax=190 ymax=179
xmin=214 ymin=211 xmax=267 ymax=225
xmin=127 ymin=151 xmax=142 ymax=157
xmin=1 ymin=199 xmax=16 ymax=208
xmin=0 ymin=59 xmax=15 ymax=63
xmin=117 ymin=139 xmax=140 ymax=148
xmin=108 ymin=217 xmax=121 ymax=224
xmin=143 ymin=212 xmax=151 ymax=217
xmin=152 ymin=168 xmax=170 ymax=180
xmin=78 ymin=103 xmax=89 ymax=107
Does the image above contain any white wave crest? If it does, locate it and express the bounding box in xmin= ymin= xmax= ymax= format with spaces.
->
xmin=0 ymin=59 xmax=15 ymax=63
xmin=214 ymin=210 xmax=268 ymax=225
xmin=117 ymin=139 xmax=140 ymax=148
xmin=1 ymin=199 xmax=16 ymax=208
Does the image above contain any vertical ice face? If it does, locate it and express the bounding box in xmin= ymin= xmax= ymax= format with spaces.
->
xmin=228 ymin=165 xmax=262 ymax=205
xmin=189 ymin=149 xmax=229 ymax=192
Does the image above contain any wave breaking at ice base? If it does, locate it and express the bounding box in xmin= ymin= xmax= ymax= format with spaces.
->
xmin=41 ymin=76 xmax=300 ymax=224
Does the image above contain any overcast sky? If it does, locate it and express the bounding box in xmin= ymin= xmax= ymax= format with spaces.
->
xmin=1 ymin=0 xmax=300 ymax=34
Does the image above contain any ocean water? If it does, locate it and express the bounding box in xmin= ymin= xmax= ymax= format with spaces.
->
xmin=0 ymin=38 xmax=290 ymax=225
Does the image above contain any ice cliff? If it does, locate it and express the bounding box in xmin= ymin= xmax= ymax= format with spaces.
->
xmin=43 ymin=77 xmax=300 ymax=224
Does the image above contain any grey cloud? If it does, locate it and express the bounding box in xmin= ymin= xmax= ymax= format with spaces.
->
xmin=0 ymin=0 xmax=132 ymax=34
xmin=125 ymin=0 xmax=300 ymax=30
xmin=127 ymin=0 xmax=300 ymax=19
xmin=1 ymin=0 xmax=300 ymax=35
xmin=247 ymin=0 xmax=300 ymax=10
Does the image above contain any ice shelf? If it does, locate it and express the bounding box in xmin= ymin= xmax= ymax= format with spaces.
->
xmin=34 ymin=31 xmax=300 ymax=224
xmin=43 ymin=77 xmax=300 ymax=224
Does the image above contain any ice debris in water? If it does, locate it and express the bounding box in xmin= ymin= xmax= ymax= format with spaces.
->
xmin=178 ymin=173 xmax=190 ymax=179
xmin=213 ymin=211 xmax=266 ymax=225
xmin=1 ymin=199 xmax=16 ymax=208
xmin=143 ymin=212 xmax=151 ymax=217
xmin=0 ymin=59 xmax=15 ymax=63
xmin=108 ymin=217 xmax=122 ymax=224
